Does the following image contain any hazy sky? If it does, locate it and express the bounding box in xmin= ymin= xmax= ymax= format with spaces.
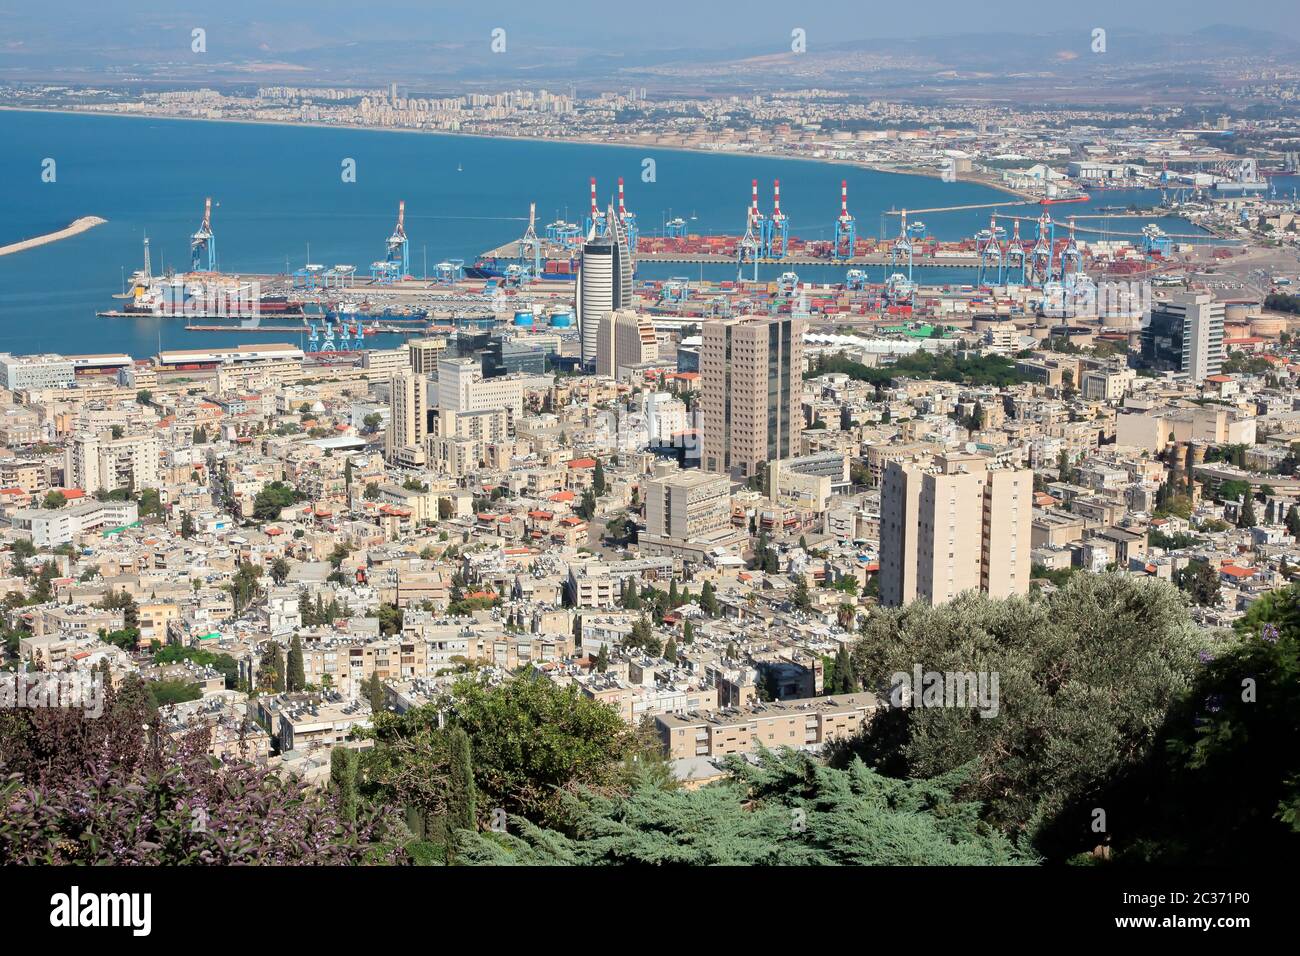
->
xmin=4 ymin=0 xmax=1299 ymax=52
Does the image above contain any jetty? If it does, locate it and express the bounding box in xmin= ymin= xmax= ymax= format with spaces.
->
xmin=0 ymin=216 xmax=107 ymax=257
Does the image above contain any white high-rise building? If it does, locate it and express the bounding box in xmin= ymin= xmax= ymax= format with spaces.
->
xmin=575 ymin=204 xmax=632 ymax=369
xmin=385 ymin=369 xmax=428 ymax=466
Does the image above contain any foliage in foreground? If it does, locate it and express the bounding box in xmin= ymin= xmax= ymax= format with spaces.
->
xmin=845 ymin=573 xmax=1208 ymax=855
xmin=455 ymin=749 xmax=1035 ymax=866
xmin=1107 ymin=584 xmax=1300 ymax=864
xmin=360 ymin=673 xmax=646 ymax=833
xmin=0 ymin=676 xmax=398 ymax=865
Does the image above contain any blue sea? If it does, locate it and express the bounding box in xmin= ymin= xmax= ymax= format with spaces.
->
xmin=0 ymin=108 xmax=1238 ymax=357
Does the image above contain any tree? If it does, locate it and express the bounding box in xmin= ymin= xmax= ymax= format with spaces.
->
xmin=286 ymin=633 xmax=306 ymax=692
xmin=363 ymin=482 xmax=381 ymax=501
xmin=438 ymin=498 xmax=454 ymax=520
xmin=227 ymin=562 xmax=262 ymax=615
xmin=456 ymin=750 xmax=1032 ymax=866
xmin=791 ymin=576 xmax=812 ymax=611
xmin=363 ymin=412 xmax=383 ymax=433
xmin=180 ymin=511 xmax=196 ymax=539
xmin=253 ymin=481 xmax=299 ymax=521
xmin=329 ymin=747 xmax=360 ymax=823
xmin=681 ymin=620 xmax=694 ymax=644
xmin=257 ymin=643 xmax=286 ymax=693
xmin=270 ymin=557 xmax=291 ymax=586
xmin=592 ymin=459 xmax=607 ymax=497
xmin=42 ymin=490 xmax=67 ymax=510
xmin=845 ymin=573 xmax=1205 ymax=857
xmin=831 ymin=644 xmax=854 ymax=694
xmin=1105 ymin=584 xmax=1300 ymax=864
xmin=700 ymin=580 xmax=719 ymax=618
xmin=593 ymin=643 xmax=609 ymax=673
xmin=620 ymin=580 xmax=642 ymax=610
xmin=1287 ymin=505 xmax=1300 ymax=540
xmin=663 ymin=637 xmax=678 ymax=663
xmin=1177 ymin=560 xmax=1221 ymax=607
xmin=445 ymin=726 xmax=477 ymax=839
xmin=363 ymin=672 xmax=386 ymax=712
xmin=1239 ymin=496 xmax=1257 ymax=529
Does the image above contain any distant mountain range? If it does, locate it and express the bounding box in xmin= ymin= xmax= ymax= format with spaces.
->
xmin=1 ymin=17 xmax=1296 ymax=91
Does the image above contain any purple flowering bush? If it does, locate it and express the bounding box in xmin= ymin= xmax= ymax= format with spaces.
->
xmin=0 ymin=676 xmax=403 ymax=865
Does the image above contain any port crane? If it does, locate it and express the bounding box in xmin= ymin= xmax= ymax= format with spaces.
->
xmin=736 ymin=180 xmax=765 ymax=281
xmin=765 ymin=179 xmax=789 ymax=259
xmin=1004 ymin=219 xmax=1027 ymax=286
xmin=616 ymin=177 xmax=638 ymax=251
xmin=372 ymin=201 xmax=409 ymax=283
xmin=1058 ymin=216 xmax=1084 ymax=285
xmin=583 ymin=178 xmax=607 ymax=238
xmin=518 ymin=202 xmax=542 ymax=282
xmin=833 ymin=180 xmax=857 ymax=260
xmin=1028 ymin=211 xmax=1055 ymax=288
xmin=976 ymin=213 xmax=1006 ymax=287
xmin=190 ymin=198 xmax=216 ymax=272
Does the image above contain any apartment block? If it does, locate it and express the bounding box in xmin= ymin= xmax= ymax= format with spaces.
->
xmin=655 ymin=692 xmax=880 ymax=760
xmin=879 ymin=452 xmax=1031 ymax=607
xmin=700 ymin=315 xmax=804 ymax=480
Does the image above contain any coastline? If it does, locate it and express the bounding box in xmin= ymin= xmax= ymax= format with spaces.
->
xmin=0 ymin=215 xmax=107 ymax=257
xmin=0 ymin=105 xmax=1035 ymax=202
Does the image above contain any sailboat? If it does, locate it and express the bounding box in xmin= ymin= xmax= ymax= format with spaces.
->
xmin=457 ymin=162 xmax=463 ymax=172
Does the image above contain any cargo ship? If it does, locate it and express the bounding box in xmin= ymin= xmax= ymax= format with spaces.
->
xmin=106 ymin=272 xmax=307 ymax=318
xmin=323 ymin=301 xmax=429 ymax=323
xmin=464 ymin=256 xmax=577 ymax=281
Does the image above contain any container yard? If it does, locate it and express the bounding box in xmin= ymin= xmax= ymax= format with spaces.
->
xmin=99 ymin=179 xmax=1251 ymax=354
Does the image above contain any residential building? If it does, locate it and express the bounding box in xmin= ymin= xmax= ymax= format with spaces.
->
xmin=700 ymin=315 xmax=805 ymax=480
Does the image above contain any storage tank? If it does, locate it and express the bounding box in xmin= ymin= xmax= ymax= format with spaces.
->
xmin=512 ymin=310 xmax=535 ymax=328
xmin=1250 ymin=315 xmax=1287 ymax=337
xmin=548 ymin=311 xmax=574 ymax=329
xmin=1225 ymin=301 xmax=1256 ymax=323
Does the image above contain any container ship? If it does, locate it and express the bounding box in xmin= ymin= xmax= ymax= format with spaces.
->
xmin=104 ymin=272 xmax=307 ymax=318
xmin=464 ymin=256 xmax=577 ymax=281
xmin=322 ymin=302 xmax=429 ymax=322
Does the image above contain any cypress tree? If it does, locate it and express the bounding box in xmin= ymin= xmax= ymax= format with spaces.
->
xmin=445 ymin=726 xmax=477 ymax=835
xmin=329 ymin=747 xmax=359 ymax=822
xmin=700 ymin=580 xmax=719 ymax=618
xmin=287 ymin=633 xmax=306 ymax=692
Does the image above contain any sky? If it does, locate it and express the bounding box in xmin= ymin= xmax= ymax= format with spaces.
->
xmin=2 ymin=0 xmax=1299 ymax=56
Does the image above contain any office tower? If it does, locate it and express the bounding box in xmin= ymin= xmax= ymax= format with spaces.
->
xmin=436 ymin=356 xmax=524 ymax=420
xmin=407 ymin=337 xmax=447 ymax=376
xmin=1140 ymin=292 xmax=1224 ymax=383
xmin=879 ymin=453 xmax=1031 ymax=608
xmin=700 ymin=315 xmax=804 ymax=481
xmin=639 ymin=467 xmax=742 ymax=559
xmin=644 ymin=470 xmax=731 ymax=541
xmin=575 ymin=204 xmax=632 ymax=369
xmin=385 ymin=368 xmax=428 ymax=466
xmin=596 ymin=308 xmax=658 ymax=378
